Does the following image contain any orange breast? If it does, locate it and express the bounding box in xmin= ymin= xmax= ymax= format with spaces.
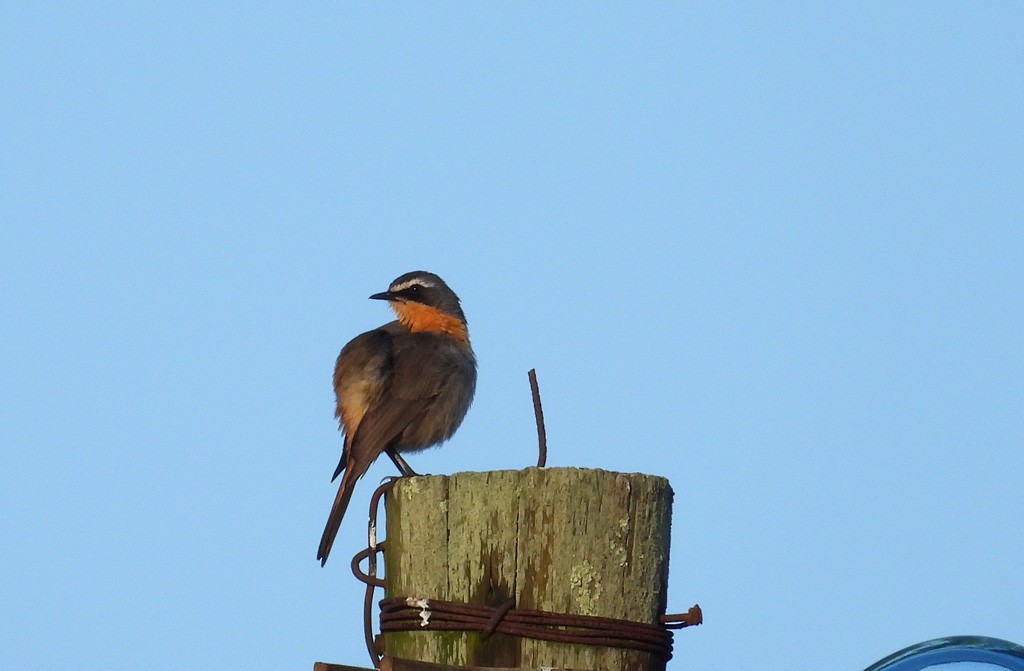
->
xmin=393 ymin=302 xmax=469 ymax=343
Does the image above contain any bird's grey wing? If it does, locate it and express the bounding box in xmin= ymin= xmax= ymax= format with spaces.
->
xmin=345 ymin=333 xmax=465 ymax=469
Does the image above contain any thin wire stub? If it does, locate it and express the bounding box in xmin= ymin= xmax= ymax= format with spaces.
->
xmin=660 ymin=604 xmax=703 ymax=629
xmin=528 ymin=369 xmax=547 ymax=467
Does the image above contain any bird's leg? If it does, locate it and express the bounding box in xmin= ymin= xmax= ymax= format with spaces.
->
xmin=385 ymin=447 xmax=419 ymax=477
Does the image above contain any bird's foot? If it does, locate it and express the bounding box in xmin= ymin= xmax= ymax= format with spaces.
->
xmin=385 ymin=448 xmax=422 ymax=477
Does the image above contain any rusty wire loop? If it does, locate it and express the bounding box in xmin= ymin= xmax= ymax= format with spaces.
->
xmin=351 ymin=478 xmax=399 ymax=667
xmin=350 ymin=543 xmax=386 ymax=588
xmin=527 ymin=369 xmax=547 ymax=468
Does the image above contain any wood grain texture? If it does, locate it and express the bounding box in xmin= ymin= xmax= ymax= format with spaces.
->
xmin=383 ymin=467 xmax=673 ymax=671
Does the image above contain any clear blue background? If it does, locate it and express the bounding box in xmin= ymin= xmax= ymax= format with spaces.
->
xmin=2 ymin=4 xmax=1022 ymax=670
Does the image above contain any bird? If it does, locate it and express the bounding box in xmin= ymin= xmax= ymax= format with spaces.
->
xmin=317 ymin=270 xmax=477 ymax=566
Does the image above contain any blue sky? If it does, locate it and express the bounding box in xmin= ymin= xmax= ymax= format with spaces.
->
xmin=2 ymin=4 xmax=1022 ymax=670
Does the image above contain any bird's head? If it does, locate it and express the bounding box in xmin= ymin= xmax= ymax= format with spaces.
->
xmin=370 ymin=271 xmax=469 ymax=339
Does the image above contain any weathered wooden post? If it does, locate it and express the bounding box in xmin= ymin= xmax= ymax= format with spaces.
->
xmin=381 ymin=466 xmax=676 ymax=670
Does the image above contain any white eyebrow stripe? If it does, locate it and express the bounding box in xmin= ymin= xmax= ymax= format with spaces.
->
xmin=390 ymin=278 xmax=435 ymax=292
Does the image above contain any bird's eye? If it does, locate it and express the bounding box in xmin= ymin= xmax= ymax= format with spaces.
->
xmin=408 ymin=285 xmax=420 ymax=293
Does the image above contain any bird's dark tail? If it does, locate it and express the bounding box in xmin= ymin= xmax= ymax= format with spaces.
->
xmin=317 ymin=471 xmax=356 ymax=566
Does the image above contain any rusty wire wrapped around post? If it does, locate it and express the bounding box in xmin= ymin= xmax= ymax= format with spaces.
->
xmin=378 ymin=596 xmax=700 ymax=661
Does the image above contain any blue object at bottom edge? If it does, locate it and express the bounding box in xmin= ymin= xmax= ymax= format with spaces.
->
xmin=863 ymin=635 xmax=1024 ymax=671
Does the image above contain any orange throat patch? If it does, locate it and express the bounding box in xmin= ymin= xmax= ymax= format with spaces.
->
xmin=392 ymin=301 xmax=469 ymax=343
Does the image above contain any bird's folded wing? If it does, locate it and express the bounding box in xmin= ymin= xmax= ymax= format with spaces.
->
xmin=331 ymin=325 xmax=403 ymax=481
xmin=345 ymin=338 xmax=461 ymax=474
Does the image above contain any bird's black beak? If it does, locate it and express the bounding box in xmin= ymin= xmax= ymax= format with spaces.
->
xmin=369 ymin=291 xmax=395 ymax=301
